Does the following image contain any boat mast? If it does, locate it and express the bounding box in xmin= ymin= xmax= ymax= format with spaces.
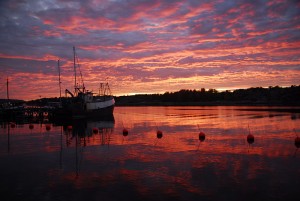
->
xmin=73 ymin=46 xmax=85 ymax=95
xmin=6 ymin=77 xmax=9 ymax=100
xmin=73 ymin=46 xmax=77 ymax=96
xmin=58 ymin=60 xmax=62 ymax=101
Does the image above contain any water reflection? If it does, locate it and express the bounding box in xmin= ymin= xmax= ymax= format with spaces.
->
xmin=62 ymin=118 xmax=115 ymax=147
xmin=0 ymin=106 xmax=300 ymax=201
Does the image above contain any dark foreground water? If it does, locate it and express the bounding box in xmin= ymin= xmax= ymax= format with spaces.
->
xmin=0 ymin=106 xmax=299 ymax=201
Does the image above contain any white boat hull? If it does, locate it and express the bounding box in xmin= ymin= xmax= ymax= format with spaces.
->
xmin=86 ymin=98 xmax=115 ymax=111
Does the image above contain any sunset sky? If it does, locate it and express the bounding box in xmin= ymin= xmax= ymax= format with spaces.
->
xmin=0 ymin=0 xmax=300 ymax=100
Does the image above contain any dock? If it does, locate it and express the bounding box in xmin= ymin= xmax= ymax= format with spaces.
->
xmin=0 ymin=106 xmax=56 ymax=121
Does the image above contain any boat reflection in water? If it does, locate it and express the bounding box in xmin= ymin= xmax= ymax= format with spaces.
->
xmin=62 ymin=117 xmax=115 ymax=147
xmin=58 ymin=117 xmax=115 ymax=177
xmin=0 ymin=106 xmax=300 ymax=201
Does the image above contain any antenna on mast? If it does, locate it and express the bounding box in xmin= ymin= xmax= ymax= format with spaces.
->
xmin=77 ymin=56 xmax=85 ymax=92
xmin=58 ymin=59 xmax=62 ymax=101
xmin=73 ymin=46 xmax=77 ymax=96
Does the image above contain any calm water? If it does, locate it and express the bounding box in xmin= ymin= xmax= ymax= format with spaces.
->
xmin=0 ymin=106 xmax=299 ymax=201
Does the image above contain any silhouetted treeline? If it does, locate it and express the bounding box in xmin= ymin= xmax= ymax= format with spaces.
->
xmin=115 ymin=85 xmax=300 ymax=106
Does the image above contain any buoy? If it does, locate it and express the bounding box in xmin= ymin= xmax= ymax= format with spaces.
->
xmin=247 ymin=134 xmax=254 ymax=144
xmin=29 ymin=124 xmax=34 ymax=129
xmin=92 ymin=128 xmax=99 ymax=134
xmin=295 ymin=137 xmax=300 ymax=148
xmin=291 ymin=114 xmax=297 ymax=120
xmin=246 ymin=124 xmax=254 ymax=144
xmin=10 ymin=122 xmax=16 ymax=128
xmin=122 ymin=128 xmax=128 ymax=136
xmin=199 ymin=132 xmax=205 ymax=142
xmin=67 ymin=125 xmax=72 ymax=131
xmin=46 ymin=124 xmax=51 ymax=131
xmin=157 ymin=130 xmax=163 ymax=139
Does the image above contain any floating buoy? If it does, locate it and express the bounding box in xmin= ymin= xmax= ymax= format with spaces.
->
xmin=247 ymin=134 xmax=254 ymax=144
xmin=199 ymin=132 xmax=205 ymax=142
xmin=46 ymin=124 xmax=51 ymax=131
xmin=295 ymin=137 xmax=300 ymax=148
xmin=197 ymin=125 xmax=205 ymax=142
xmin=67 ymin=125 xmax=72 ymax=131
xmin=92 ymin=128 xmax=99 ymax=134
xmin=29 ymin=124 xmax=34 ymax=129
xmin=246 ymin=124 xmax=254 ymax=144
xmin=122 ymin=128 xmax=128 ymax=136
xmin=157 ymin=130 xmax=163 ymax=139
xmin=10 ymin=122 xmax=16 ymax=128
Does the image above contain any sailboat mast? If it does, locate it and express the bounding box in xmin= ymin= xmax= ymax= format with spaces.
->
xmin=73 ymin=46 xmax=77 ymax=96
xmin=6 ymin=77 xmax=9 ymax=100
xmin=58 ymin=60 xmax=62 ymax=100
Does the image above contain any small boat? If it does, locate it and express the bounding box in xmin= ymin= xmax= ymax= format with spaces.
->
xmin=54 ymin=47 xmax=115 ymax=119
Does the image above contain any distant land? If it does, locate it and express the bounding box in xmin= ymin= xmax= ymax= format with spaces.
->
xmin=12 ymin=85 xmax=297 ymax=107
xmin=115 ymin=85 xmax=300 ymax=106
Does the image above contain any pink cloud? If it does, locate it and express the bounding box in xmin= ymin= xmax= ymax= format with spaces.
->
xmin=0 ymin=0 xmax=299 ymax=100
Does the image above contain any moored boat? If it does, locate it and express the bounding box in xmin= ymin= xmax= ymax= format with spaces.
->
xmin=53 ymin=47 xmax=115 ymax=119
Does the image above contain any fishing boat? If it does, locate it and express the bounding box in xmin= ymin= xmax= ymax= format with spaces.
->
xmin=54 ymin=47 xmax=115 ymax=119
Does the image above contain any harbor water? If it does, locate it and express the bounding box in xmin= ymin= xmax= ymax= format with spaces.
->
xmin=0 ymin=106 xmax=299 ymax=201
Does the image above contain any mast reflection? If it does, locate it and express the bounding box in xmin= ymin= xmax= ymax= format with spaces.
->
xmin=7 ymin=123 xmax=10 ymax=153
xmin=59 ymin=117 xmax=115 ymax=177
xmin=294 ymin=129 xmax=300 ymax=157
xmin=61 ymin=117 xmax=115 ymax=147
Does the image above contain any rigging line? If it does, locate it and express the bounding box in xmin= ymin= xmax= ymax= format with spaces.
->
xmin=75 ymin=49 xmax=85 ymax=90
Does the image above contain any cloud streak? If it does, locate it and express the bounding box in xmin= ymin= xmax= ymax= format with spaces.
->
xmin=0 ymin=0 xmax=300 ymax=100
